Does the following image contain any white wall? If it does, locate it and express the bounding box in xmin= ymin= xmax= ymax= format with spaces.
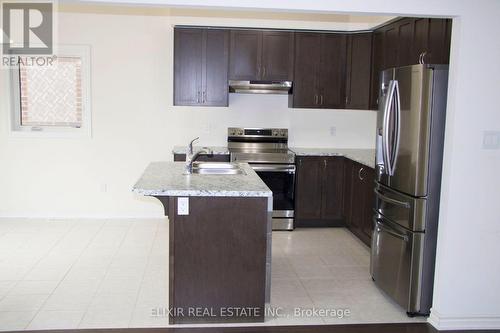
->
xmin=0 ymin=10 xmax=380 ymax=219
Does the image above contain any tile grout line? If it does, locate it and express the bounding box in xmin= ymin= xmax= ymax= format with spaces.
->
xmin=75 ymin=220 xmax=134 ymax=329
xmin=127 ymin=219 xmax=161 ymax=328
xmin=18 ymin=218 xmax=81 ymax=329
xmin=24 ymin=219 xmax=108 ymax=330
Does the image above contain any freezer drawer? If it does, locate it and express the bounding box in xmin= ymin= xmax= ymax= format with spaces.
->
xmin=370 ymin=214 xmax=427 ymax=315
xmin=374 ymin=183 xmax=427 ymax=232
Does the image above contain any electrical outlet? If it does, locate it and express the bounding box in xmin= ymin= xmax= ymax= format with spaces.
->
xmin=177 ymin=197 xmax=189 ymax=215
xmin=483 ymin=131 xmax=500 ymax=150
xmin=330 ymin=126 xmax=337 ymax=136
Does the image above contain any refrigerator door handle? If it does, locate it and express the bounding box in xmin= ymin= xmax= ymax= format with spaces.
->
xmin=390 ymin=81 xmax=401 ymax=175
xmin=382 ymin=80 xmax=396 ymax=175
xmin=374 ymin=218 xmax=409 ymax=242
xmin=374 ymin=188 xmax=410 ymax=208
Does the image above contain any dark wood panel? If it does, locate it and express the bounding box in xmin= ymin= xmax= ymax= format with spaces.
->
xmin=397 ymin=19 xmax=414 ymax=66
xmin=261 ymin=31 xmax=294 ymax=81
xmin=17 ymin=322 xmax=488 ymax=333
xmin=174 ymin=28 xmax=203 ymax=106
xmin=345 ymin=33 xmax=372 ymax=109
xmin=413 ymin=17 xmax=429 ymax=65
xmin=321 ymin=157 xmax=344 ymax=220
xmin=383 ymin=25 xmax=399 ymax=70
xmin=203 ymin=29 xmax=229 ymax=106
xmin=370 ymin=31 xmax=384 ymax=110
xmin=229 ymin=30 xmax=262 ymax=80
xmin=342 ymin=158 xmax=354 ymax=226
xmin=173 ymin=154 xmax=230 ymax=162
xmin=361 ymin=167 xmax=376 ymax=243
xmin=290 ymin=32 xmax=321 ymax=108
xmin=319 ymin=33 xmax=346 ymax=108
xmin=295 ymin=156 xmax=323 ymax=222
xmin=427 ymin=18 xmax=448 ymax=64
xmin=168 ymin=196 xmax=267 ymax=324
xmin=348 ymin=162 xmax=373 ymax=247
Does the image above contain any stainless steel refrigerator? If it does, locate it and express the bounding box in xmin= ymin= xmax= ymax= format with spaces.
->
xmin=370 ymin=64 xmax=448 ymax=316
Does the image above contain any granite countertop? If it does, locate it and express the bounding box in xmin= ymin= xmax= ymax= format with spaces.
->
xmin=132 ymin=162 xmax=272 ymax=197
xmin=172 ymin=146 xmax=230 ymax=155
xmin=290 ymin=148 xmax=376 ymax=169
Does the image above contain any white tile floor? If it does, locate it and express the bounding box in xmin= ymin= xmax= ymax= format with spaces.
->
xmin=0 ymin=218 xmax=423 ymax=330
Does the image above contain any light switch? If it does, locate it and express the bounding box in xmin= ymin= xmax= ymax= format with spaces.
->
xmin=177 ymin=197 xmax=189 ymax=215
xmin=482 ymin=131 xmax=500 ymax=150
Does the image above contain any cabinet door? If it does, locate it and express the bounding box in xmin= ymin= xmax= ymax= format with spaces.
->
xmin=203 ymin=29 xmax=229 ymax=106
xmin=295 ymin=156 xmax=323 ymax=221
xmin=174 ymin=28 xmax=203 ymax=106
xmin=413 ymin=18 xmax=429 ymax=64
xmin=345 ymin=33 xmax=372 ymax=110
xmin=361 ymin=167 xmax=375 ymax=243
xmin=350 ymin=164 xmax=365 ymax=233
xmin=370 ymin=31 xmax=384 ymax=110
xmin=384 ymin=25 xmax=399 ymax=70
xmin=350 ymin=163 xmax=374 ymax=247
xmin=321 ymin=157 xmax=344 ymax=220
xmin=261 ymin=31 xmax=294 ymax=81
xmin=342 ymin=158 xmax=354 ymax=225
xmin=291 ymin=33 xmax=321 ymax=108
xmin=396 ymin=19 xmax=414 ymax=67
xmin=318 ymin=33 xmax=346 ymax=109
xmin=427 ymin=18 xmax=449 ymax=64
xmin=229 ymin=30 xmax=262 ymax=80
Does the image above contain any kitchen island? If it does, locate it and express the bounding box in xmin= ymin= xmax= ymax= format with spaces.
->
xmin=133 ymin=162 xmax=272 ymax=324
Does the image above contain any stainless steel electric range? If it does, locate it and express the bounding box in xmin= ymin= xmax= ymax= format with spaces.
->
xmin=227 ymin=127 xmax=295 ymax=231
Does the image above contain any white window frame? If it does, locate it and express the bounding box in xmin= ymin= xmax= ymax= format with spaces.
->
xmin=8 ymin=44 xmax=92 ymax=138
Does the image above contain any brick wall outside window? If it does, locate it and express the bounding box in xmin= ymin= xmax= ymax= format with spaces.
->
xmin=19 ymin=57 xmax=83 ymax=128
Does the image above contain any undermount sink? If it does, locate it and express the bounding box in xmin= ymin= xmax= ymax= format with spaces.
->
xmin=191 ymin=162 xmax=246 ymax=175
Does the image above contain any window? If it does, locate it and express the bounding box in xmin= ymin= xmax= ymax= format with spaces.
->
xmin=10 ymin=45 xmax=91 ymax=137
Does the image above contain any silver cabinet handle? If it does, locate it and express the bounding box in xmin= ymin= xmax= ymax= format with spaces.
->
xmin=358 ymin=167 xmax=365 ymax=180
xmin=320 ymin=94 xmax=324 ymax=105
xmin=314 ymin=94 xmax=318 ymax=105
xmin=323 ymin=159 xmax=327 ymax=169
xmin=374 ymin=188 xmax=410 ymax=208
xmin=197 ymin=91 xmax=201 ymax=104
xmin=419 ymin=51 xmax=427 ymax=64
xmin=203 ymin=91 xmax=206 ymax=103
xmin=262 ymin=67 xmax=266 ymax=78
xmin=251 ymin=164 xmax=296 ymax=173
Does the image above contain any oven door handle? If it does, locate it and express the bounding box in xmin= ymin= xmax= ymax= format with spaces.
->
xmin=250 ymin=164 xmax=296 ymax=173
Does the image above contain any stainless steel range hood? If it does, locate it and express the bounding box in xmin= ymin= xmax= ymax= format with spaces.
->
xmin=228 ymin=80 xmax=292 ymax=95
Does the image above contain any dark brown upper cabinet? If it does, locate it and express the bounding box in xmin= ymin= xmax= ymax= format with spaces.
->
xmin=345 ymin=33 xmax=372 ymax=110
xmin=261 ymin=31 xmax=295 ymax=81
xmin=229 ymin=30 xmax=294 ymax=81
xmin=174 ymin=27 xmax=229 ymax=107
xmin=369 ymin=17 xmax=452 ymax=109
xmin=290 ymin=32 xmax=346 ymax=109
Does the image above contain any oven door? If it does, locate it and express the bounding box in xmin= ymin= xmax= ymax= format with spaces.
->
xmin=250 ymin=164 xmax=295 ymax=213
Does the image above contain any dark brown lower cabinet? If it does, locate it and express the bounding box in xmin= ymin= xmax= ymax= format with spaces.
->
xmin=343 ymin=159 xmax=375 ymax=247
xmin=155 ymin=196 xmax=268 ymax=324
xmin=295 ymin=156 xmax=344 ymax=227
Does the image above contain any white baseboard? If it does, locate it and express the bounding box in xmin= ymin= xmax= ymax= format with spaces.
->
xmin=0 ymin=213 xmax=165 ymax=220
xmin=429 ymin=309 xmax=500 ymax=330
